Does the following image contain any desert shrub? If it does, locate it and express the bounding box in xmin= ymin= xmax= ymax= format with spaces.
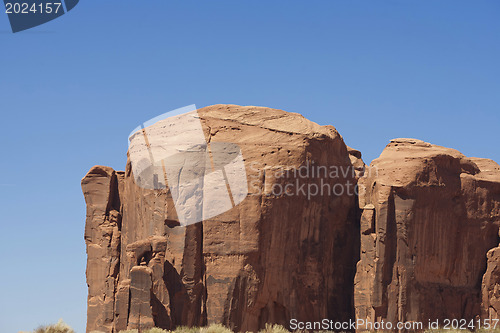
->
xmin=258 ymin=323 xmax=290 ymax=333
xmin=173 ymin=326 xmax=202 ymax=333
xmin=119 ymin=326 xmax=202 ymax=333
xmin=33 ymin=319 xmax=75 ymax=333
xmin=477 ymin=329 xmax=500 ymax=333
xmin=145 ymin=328 xmax=170 ymax=333
xmin=200 ymin=323 xmax=233 ymax=333
xmin=172 ymin=326 xmax=200 ymax=333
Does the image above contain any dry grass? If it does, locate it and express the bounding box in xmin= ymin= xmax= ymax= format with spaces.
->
xmin=116 ymin=324 xmax=286 ymax=333
xmin=257 ymin=324 xmax=290 ymax=333
xmin=28 ymin=319 xmax=75 ymax=333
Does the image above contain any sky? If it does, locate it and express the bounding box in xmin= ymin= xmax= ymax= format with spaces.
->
xmin=0 ymin=1 xmax=499 ymax=332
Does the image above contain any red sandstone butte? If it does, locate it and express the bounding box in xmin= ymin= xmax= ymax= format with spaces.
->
xmin=355 ymin=138 xmax=500 ymax=327
xmin=82 ymin=105 xmax=359 ymax=332
xmin=83 ymin=107 xmax=500 ymax=332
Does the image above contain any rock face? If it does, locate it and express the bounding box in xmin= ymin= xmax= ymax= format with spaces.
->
xmin=480 ymin=159 xmax=500 ymax=320
xmin=354 ymin=139 xmax=500 ymax=327
xmin=83 ymin=105 xmax=359 ymax=333
xmin=84 ymin=105 xmax=500 ymax=332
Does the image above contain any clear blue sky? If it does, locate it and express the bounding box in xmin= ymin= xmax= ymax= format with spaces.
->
xmin=0 ymin=1 xmax=499 ymax=332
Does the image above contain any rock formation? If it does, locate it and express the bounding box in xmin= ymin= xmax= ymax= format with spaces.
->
xmin=479 ymin=159 xmax=500 ymax=320
xmin=83 ymin=105 xmax=359 ymax=333
xmin=83 ymin=105 xmax=500 ymax=332
xmin=354 ymin=139 xmax=500 ymax=328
